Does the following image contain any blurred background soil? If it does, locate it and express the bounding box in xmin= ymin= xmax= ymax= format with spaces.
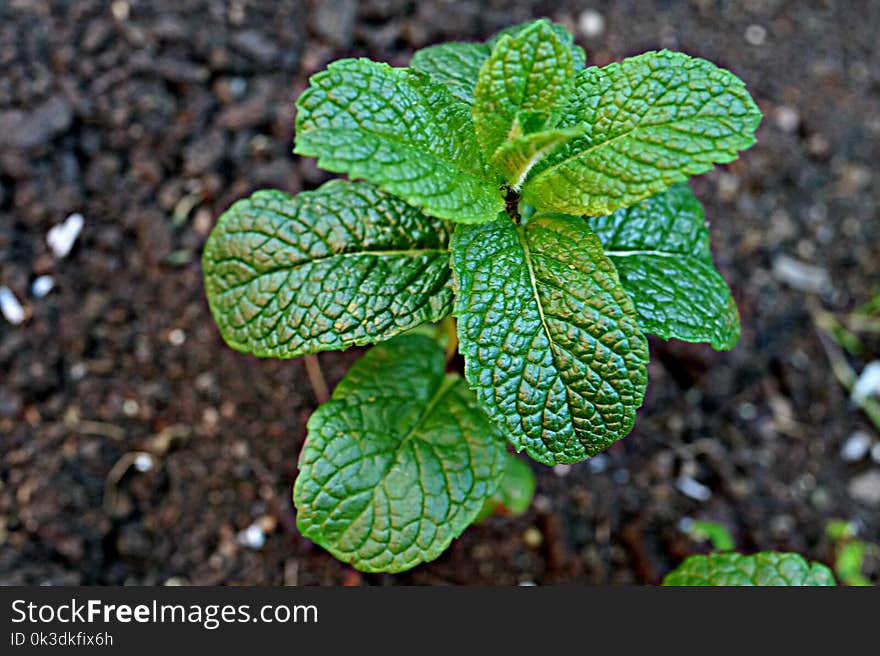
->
xmin=1 ymin=0 xmax=878 ymax=585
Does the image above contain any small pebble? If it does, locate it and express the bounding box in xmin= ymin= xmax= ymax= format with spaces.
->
xmin=775 ymin=106 xmax=800 ymax=133
xmin=47 ymin=213 xmax=84 ymax=258
xmin=523 ymin=527 xmax=543 ymax=548
xmin=69 ymin=362 xmax=88 ymax=381
xmin=676 ymin=476 xmax=712 ymax=501
xmin=840 ymin=431 xmax=872 ymax=462
xmin=738 ymin=402 xmax=758 ymax=421
xmin=852 ymin=361 xmax=880 ymax=405
xmin=744 ymin=24 xmax=767 ymax=46
xmin=168 ymin=328 xmax=186 ymax=346
xmin=238 ymin=524 xmax=266 ymax=550
xmin=133 ymin=453 xmax=154 ymax=473
xmin=122 ymin=399 xmax=139 ymax=417
xmin=848 ymin=470 xmax=880 ymax=506
xmin=518 ymin=580 xmax=537 ymax=586
xmin=771 ymin=254 xmax=832 ymax=294
xmin=31 ymin=275 xmax=55 ymax=298
xmin=0 ymin=286 xmax=25 ymax=325
xmin=111 ymin=1 xmax=130 ymax=21
xmin=577 ymin=9 xmax=605 ymax=38
xmin=553 ymin=464 xmax=571 ymax=477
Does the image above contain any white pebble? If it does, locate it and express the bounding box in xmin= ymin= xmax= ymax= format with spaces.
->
xmin=771 ymin=254 xmax=831 ymax=294
xmin=0 ymin=286 xmax=25 ymax=325
xmin=553 ymin=464 xmax=572 ymax=477
xmin=578 ymin=9 xmax=605 ymax=38
xmin=744 ymin=24 xmax=767 ymax=46
xmin=775 ymin=106 xmax=800 ymax=133
xmin=133 ymin=453 xmax=154 ymax=472
xmin=676 ymin=476 xmax=712 ymax=501
xmin=852 ymin=361 xmax=880 ymax=405
xmin=47 ymin=213 xmax=84 ymax=258
xmin=239 ymin=524 xmax=266 ymax=550
xmin=518 ymin=580 xmax=537 ymax=587
xmin=168 ymin=328 xmax=186 ymax=346
xmin=841 ymin=431 xmax=872 ymax=462
xmin=31 ymin=275 xmax=55 ymax=298
xmin=122 ymin=399 xmax=140 ymax=417
xmin=70 ymin=362 xmax=88 ymax=381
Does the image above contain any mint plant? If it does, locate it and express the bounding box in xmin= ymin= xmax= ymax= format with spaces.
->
xmin=663 ymin=552 xmax=836 ymax=586
xmin=203 ymin=19 xmax=762 ymax=573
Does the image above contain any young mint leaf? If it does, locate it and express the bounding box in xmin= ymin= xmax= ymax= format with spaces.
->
xmin=662 ymin=552 xmax=837 ymax=586
xmin=202 ymin=180 xmax=453 ymax=358
xmin=487 ymin=20 xmax=586 ymax=70
xmin=409 ymin=42 xmax=489 ymax=104
xmin=452 ymin=213 xmax=649 ymax=465
xmin=294 ymin=58 xmax=503 ymax=224
xmin=588 ymin=184 xmax=740 ymax=350
xmin=473 ymin=19 xmax=575 ymax=161
xmin=476 ymin=453 xmax=536 ymax=522
xmin=409 ymin=20 xmax=585 ymax=108
xmin=293 ymin=335 xmax=506 ymax=573
xmin=492 ymin=127 xmax=582 ymax=191
xmin=522 ymin=50 xmax=762 ymax=215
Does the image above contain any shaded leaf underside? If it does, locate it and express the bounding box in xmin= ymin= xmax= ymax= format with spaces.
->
xmin=588 ymin=184 xmax=740 ymax=350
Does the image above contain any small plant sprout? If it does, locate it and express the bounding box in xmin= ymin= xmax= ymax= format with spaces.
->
xmin=203 ymin=19 xmax=763 ymax=573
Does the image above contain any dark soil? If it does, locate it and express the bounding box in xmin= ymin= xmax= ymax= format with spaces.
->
xmin=1 ymin=0 xmax=878 ymax=585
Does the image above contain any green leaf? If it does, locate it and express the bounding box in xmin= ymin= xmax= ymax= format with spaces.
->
xmin=452 ymin=213 xmax=649 ymax=465
xmin=492 ymin=127 xmax=582 ymax=191
xmin=294 ymin=335 xmax=506 ymax=573
xmin=588 ymin=184 xmax=740 ymax=350
xmin=294 ymin=58 xmax=503 ymax=224
xmin=522 ymin=50 xmax=762 ymax=215
xmin=487 ymin=20 xmax=586 ymax=70
xmin=408 ymin=20 xmax=585 ymax=107
xmin=409 ymin=42 xmax=489 ymax=104
xmin=662 ymin=552 xmax=837 ymax=586
xmin=476 ymin=453 xmax=536 ymax=521
xmin=473 ymin=19 xmax=575 ymax=161
xmin=202 ymin=180 xmax=453 ymax=358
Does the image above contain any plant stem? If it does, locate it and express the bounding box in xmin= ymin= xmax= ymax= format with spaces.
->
xmin=303 ymin=353 xmax=330 ymax=405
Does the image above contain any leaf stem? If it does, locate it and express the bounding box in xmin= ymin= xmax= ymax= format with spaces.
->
xmin=303 ymin=353 xmax=330 ymax=405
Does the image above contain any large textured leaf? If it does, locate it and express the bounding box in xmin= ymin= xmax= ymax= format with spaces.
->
xmin=663 ymin=552 xmax=836 ymax=586
xmin=409 ymin=42 xmax=489 ymax=104
xmin=588 ymin=184 xmax=740 ymax=350
xmin=473 ymin=19 xmax=575 ymax=161
xmin=294 ymin=58 xmax=503 ymax=224
xmin=202 ymin=180 xmax=453 ymax=358
xmin=294 ymin=335 xmax=506 ymax=573
xmin=452 ymin=213 xmax=649 ymax=465
xmin=522 ymin=50 xmax=762 ymax=215
xmin=409 ymin=20 xmax=585 ymax=106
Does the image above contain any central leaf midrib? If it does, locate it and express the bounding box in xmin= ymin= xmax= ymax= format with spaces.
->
xmin=515 ymin=225 xmax=579 ymax=443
